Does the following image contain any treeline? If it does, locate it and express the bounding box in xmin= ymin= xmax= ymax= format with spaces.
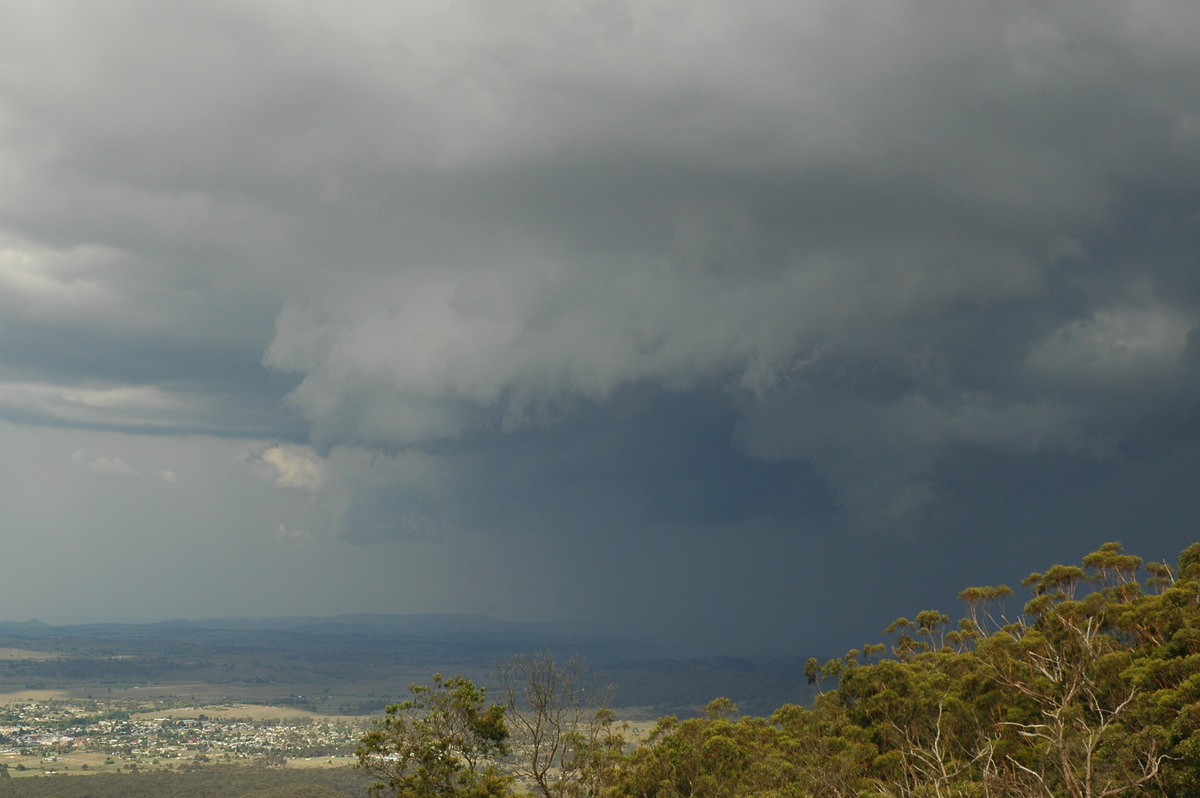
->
xmin=360 ymin=541 xmax=1200 ymax=797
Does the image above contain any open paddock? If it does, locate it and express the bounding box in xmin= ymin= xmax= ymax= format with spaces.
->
xmin=0 ymin=648 xmax=59 ymax=661
xmin=0 ymin=689 xmax=72 ymax=703
xmin=132 ymin=702 xmax=363 ymax=723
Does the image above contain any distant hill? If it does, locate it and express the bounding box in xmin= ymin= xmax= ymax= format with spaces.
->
xmin=0 ymin=612 xmax=550 ymax=637
xmin=0 ymin=614 xmax=811 ymax=715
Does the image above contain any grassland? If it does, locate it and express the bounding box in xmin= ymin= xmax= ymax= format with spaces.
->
xmin=0 ymin=649 xmax=59 ymax=661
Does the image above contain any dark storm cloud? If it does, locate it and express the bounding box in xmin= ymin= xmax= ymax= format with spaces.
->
xmin=2 ymin=0 xmax=1199 ymax=650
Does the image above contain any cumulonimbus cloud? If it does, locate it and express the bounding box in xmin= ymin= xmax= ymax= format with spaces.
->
xmin=3 ymin=0 xmax=1198 ymax=533
xmin=249 ymin=0 xmax=1200 ymax=529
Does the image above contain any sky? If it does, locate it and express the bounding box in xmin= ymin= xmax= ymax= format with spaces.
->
xmin=1 ymin=0 xmax=1198 ymax=658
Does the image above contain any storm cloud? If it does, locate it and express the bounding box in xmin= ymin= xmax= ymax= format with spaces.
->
xmin=1 ymin=0 xmax=1198 ymax=654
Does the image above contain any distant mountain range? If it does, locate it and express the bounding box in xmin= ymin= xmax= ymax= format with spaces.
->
xmin=0 ymin=612 xmax=551 ymax=636
xmin=0 ymin=613 xmax=813 ymax=716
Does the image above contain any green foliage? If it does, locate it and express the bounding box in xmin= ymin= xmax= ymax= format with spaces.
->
xmin=609 ymin=701 xmax=783 ymax=797
xmin=606 ymin=697 xmax=874 ymax=798
xmin=601 ymin=541 xmax=1200 ymax=798
xmin=356 ymin=673 xmax=510 ymax=798
xmin=829 ymin=541 xmax=1200 ymax=797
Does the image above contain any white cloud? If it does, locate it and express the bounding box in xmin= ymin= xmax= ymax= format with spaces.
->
xmin=0 ymin=381 xmax=191 ymax=429
xmin=158 ymin=469 xmax=178 ymax=483
xmin=257 ymin=444 xmax=327 ymax=493
xmin=70 ymin=448 xmax=139 ymax=478
xmin=0 ymin=236 xmax=117 ymax=314
xmin=273 ymin=524 xmax=314 ymax=544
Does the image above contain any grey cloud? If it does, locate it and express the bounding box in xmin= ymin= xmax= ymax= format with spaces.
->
xmin=248 ymin=0 xmax=1200 ymax=530
xmin=277 ymin=383 xmax=821 ymax=545
xmin=1 ymin=0 xmax=1199 ymax=652
xmin=2 ymin=0 xmax=1200 ymax=652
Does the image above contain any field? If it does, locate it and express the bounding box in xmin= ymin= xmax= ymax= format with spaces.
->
xmin=130 ymin=702 xmax=351 ymax=722
xmin=0 ymin=689 xmax=71 ymax=703
xmin=0 ymin=649 xmax=59 ymax=661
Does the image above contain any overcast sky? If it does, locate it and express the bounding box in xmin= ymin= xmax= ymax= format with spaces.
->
xmin=1 ymin=0 xmax=1198 ymax=657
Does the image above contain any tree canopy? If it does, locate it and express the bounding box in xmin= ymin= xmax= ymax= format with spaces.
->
xmin=355 ymin=673 xmax=510 ymax=798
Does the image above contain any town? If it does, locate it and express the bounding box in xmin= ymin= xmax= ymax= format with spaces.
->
xmin=0 ymin=695 xmax=367 ymax=777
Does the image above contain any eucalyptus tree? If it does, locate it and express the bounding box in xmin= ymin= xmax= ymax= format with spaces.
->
xmin=494 ymin=652 xmax=625 ymax=798
xmin=356 ymin=674 xmax=510 ymax=798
